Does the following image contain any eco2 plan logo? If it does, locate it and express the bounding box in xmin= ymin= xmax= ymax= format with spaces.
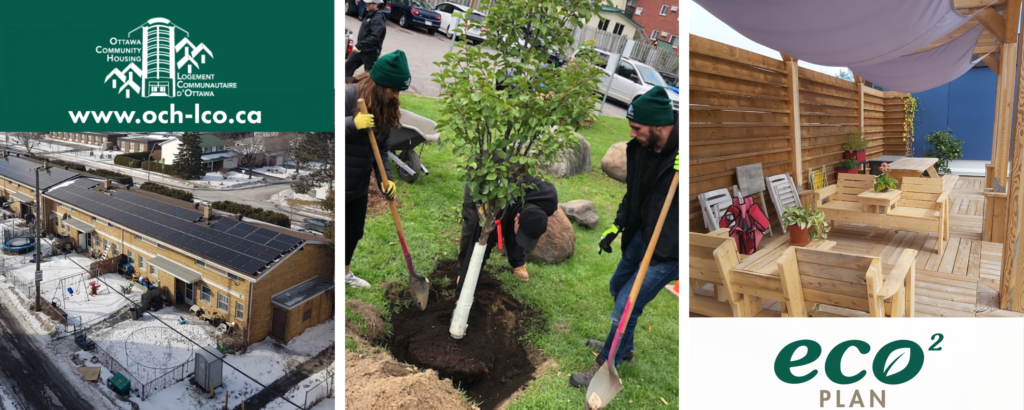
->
xmin=98 ymin=17 xmax=234 ymax=99
xmin=774 ymin=334 xmax=944 ymax=408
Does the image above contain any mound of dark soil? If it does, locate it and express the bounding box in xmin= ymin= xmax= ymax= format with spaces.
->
xmin=387 ymin=259 xmax=538 ymax=410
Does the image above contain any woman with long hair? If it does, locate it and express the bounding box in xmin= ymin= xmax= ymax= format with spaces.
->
xmin=344 ymin=50 xmax=410 ymax=288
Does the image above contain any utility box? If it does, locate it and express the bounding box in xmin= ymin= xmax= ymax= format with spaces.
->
xmin=194 ymin=347 xmax=224 ymax=392
xmin=107 ymin=373 xmax=131 ymax=396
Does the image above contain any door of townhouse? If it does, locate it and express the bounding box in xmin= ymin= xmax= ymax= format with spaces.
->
xmin=271 ymin=307 xmax=286 ymax=341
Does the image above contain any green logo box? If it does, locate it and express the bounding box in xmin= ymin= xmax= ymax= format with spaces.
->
xmin=0 ymin=0 xmax=333 ymax=131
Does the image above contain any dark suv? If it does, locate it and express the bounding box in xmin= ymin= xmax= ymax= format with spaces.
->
xmin=303 ymin=218 xmax=330 ymax=233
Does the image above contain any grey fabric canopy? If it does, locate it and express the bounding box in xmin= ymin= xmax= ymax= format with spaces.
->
xmin=694 ymin=0 xmax=975 ymax=67
xmin=850 ymin=25 xmax=987 ymax=93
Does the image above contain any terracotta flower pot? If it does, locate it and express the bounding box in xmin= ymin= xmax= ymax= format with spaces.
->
xmin=789 ymin=225 xmax=810 ymax=247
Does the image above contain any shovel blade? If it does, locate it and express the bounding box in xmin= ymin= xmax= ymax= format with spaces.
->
xmin=585 ymin=362 xmax=622 ymax=409
xmin=408 ymin=272 xmax=430 ymax=311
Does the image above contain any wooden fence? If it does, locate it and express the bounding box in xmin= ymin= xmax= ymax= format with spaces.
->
xmin=574 ymin=25 xmax=679 ymax=74
xmin=689 ymin=34 xmax=910 ymax=233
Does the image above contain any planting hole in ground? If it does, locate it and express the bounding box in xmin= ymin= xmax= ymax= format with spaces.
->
xmin=386 ymin=259 xmax=540 ymax=410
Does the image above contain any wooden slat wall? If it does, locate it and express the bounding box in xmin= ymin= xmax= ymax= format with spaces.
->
xmin=797 ymin=67 xmax=861 ymax=189
xmin=881 ymin=92 xmax=910 ymax=156
xmin=689 ymin=34 xmax=910 ymax=233
xmin=689 ymin=35 xmax=792 ymax=232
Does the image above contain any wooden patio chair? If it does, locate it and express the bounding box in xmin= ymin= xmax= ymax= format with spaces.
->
xmin=777 ymin=247 xmax=917 ymax=318
xmin=765 ymin=173 xmax=801 ymax=233
xmin=690 ymin=231 xmax=742 ymax=317
xmin=698 ymin=188 xmax=733 ymax=232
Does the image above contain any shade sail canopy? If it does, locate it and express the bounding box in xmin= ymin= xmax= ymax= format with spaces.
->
xmin=693 ymin=0 xmax=974 ymax=67
xmin=850 ymin=25 xmax=986 ymax=93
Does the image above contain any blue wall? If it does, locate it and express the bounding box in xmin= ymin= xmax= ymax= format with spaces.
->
xmin=911 ymin=67 xmax=996 ymax=160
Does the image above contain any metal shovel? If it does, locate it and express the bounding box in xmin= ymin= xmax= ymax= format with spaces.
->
xmin=586 ymin=171 xmax=679 ymax=409
xmin=357 ymin=98 xmax=430 ymax=310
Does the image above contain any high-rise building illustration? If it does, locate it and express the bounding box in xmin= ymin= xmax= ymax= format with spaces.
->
xmin=140 ymin=18 xmax=175 ymax=98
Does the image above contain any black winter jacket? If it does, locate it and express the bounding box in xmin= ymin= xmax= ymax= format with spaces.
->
xmin=345 ymin=83 xmax=394 ymax=202
xmin=355 ymin=9 xmax=387 ymax=57
xmin=613 ymin=126 xmax=679 ymax=263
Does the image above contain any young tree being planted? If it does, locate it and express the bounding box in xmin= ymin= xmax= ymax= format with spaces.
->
xmin=433 ymin=0 xmax=607 ymax=339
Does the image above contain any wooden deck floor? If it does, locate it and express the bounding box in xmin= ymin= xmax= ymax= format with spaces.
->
xmin=693 ymin=177 xmax=1024 ymax=318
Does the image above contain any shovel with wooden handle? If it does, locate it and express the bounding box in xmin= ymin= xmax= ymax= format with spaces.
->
xmin=586 ymin=171 xmax=679 ymax=409
xmin=357 ymin=98 xmax=430 ymax=311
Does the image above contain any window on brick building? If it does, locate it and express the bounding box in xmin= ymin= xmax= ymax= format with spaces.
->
xmin=303 ymin=309 xmax=312 ymax=321
xmin=201 ymin=286 xmax=211 ymax=303
xmin=218 ymin=293 xmax=229 ymax=312
xmin=236 ymin=302 xmax=244 ymax=320
xmin=660 ymin=4 xmax=668 ymax=15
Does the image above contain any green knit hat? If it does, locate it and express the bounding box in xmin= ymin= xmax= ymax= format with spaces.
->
xmin=370 ymin=50 xmax=412 ymax=91
xmin=626 ymin=87 xmax=674 ymax=126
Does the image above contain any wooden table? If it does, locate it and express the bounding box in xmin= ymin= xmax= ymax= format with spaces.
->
xmin=888 ymin=157 xmax=940 ymax=183
xmin=727 ymin=234 xmax=836 ymax=316
xmin=857 ymin=189 xmax=902 ymax=215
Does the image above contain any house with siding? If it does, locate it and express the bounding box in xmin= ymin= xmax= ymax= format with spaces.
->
xmin=158 ymin=134 xmax=238 ymax=171
xmin=0 ymin=153 xmax=333 ymax=344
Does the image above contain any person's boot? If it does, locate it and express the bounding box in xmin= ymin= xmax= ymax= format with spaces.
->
xmin=586 ymin=339 xmax=634 ymax=363
xmin=345 ymin=271 xmax=370 ymax=288
xmin=569 ymin=361 xmax=601 ymax=388
xmin=513 ymin=265 xmax=529 ymax=282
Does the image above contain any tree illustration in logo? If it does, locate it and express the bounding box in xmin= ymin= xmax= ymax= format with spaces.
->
xmin=104 ymin=63 xmax=143 ymax=98
xmin=175 ymin=37 xmax=214 ymax=74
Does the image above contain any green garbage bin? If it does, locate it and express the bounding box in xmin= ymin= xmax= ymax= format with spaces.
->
xmin=107 ymin=373 xmax=130 ymax=396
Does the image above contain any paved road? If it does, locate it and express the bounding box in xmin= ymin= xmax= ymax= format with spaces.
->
xmin=343 ymin=15 xmax=628 ymax=118
xmin=0 ymin=302 xmax=94 ymax=410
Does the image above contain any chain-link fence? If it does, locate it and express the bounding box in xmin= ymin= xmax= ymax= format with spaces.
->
xmin=91 ymin=338 xmax=195 ymax=400
xmin=304 ymin=374 xmax=335 ymax=409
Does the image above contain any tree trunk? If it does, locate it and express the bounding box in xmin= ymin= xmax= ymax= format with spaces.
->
xmin=450 ymin=213 xmax=494 ymax=339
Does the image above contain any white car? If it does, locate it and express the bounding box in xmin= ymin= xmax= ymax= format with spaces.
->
xmin=580 ymin=49 xmax=680 ymax=111
xmin=433 ymin=2 xmax=487 ymax=44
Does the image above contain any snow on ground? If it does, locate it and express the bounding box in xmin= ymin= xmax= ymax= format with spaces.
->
xmin=271 ymin=188 xmax=320 ymax=204
xmin=194 ymin=171 xmax=266 ymax=189
xmin=310 ymin=398 xmax=334 ymax=410
xmin=0 ymin=382 xmax=21 ymax=410
xmin=135 ymin=320 xmax=335 ymax=410
xmin=91 ymin=308 xmax=217 ymax=384
xmin=252 ymin=166 xmax=310 ymax=179
xmin=262 ymin=367 xmax=334 ymax=410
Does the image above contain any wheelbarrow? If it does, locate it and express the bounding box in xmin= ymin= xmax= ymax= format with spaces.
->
xmin=389 ymin=109 xmax=440 ymax=184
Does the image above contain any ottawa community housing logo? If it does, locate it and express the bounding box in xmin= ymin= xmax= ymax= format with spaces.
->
xmin=97 ymin=18 xmax=236 ymax=99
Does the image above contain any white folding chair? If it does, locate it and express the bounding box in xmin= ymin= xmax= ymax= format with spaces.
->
xmin=698 ymin=188 xmax=733 ymax=232
xmin=766 ymin=173 xmax=802 ymax=233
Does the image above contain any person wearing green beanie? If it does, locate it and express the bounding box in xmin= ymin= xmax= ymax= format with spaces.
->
xmin=570 ymin=86 xmax=679 ymax=388
xmin=345 ymin=0 xmax=388 ymax=79
xmin=343 ymin=49 xmax=412 ymax=288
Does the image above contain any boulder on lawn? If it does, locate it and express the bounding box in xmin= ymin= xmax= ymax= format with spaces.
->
xmin=539 ymin=132 xmax=591 ymax=178
xmin=601 ymin=141 xmax=628 ymax=183
xmin=527 ymin=208 xmax=575 ymax=264
xmin=560 ymin=200 xmax=598 ymax=229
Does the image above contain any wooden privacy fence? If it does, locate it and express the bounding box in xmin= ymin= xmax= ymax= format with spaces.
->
xmin=574 ymin=26 xmax=680 ymax=74
xmin=689 ymin=34 xmax=910 ymax=233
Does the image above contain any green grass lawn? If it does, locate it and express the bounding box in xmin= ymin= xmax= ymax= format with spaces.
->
xmin=345 ymin=94 xmax=679 ymax=409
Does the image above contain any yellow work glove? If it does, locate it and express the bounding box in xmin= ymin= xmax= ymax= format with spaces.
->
xmin=674 ymin=153 xmax=679 ymax=171
xmin=380 ymin=179 xmax=396 ymax=201
xmin=599 ymin=225 xmax=620 ymax=254
xmin=477 ymin=203 xmax=488 ymax=218
xmin=354 ymin=112 xmax=375 ymax=130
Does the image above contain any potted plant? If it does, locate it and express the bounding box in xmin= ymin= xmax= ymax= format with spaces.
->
xmin=874 ymin=162 xmax=898 ymax=192
xmin=842 ymin=130 xmax=869 ymax=163
xmin=781 ymin=205 xmax=830 ymax=247
xmin=923 ymin=129 xmax=964 ymax=175
xmin=835 ymin=158 xmax=859 ymax=181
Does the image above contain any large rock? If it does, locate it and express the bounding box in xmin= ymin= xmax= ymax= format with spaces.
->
xmin=560 ymin=200 xmax=599 ymax=229
xmin=540 ymin=132 xmax=591 ymax=178
xmin=601 ymin=141 xmax=628 ymax=183
xmin=527 ymin=208 xmax=575 ymax=264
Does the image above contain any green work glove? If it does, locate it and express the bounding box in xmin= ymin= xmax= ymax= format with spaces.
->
xmin=674 ymin=153 xmax=679 ymax=171
xmin=598 ymin=225 xmax=620 ymax=254
xmin=380 ymin=180 xmax=396 ymax=201
xmin=354 ymin=112 xmax=375 ymax=130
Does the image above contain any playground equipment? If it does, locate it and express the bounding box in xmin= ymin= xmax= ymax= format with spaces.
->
xmin=1 ymin=224 xmax=35 ymax=255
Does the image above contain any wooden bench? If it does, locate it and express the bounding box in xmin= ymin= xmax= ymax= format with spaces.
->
xmin=815 ymin=174 xmax=947 ymax=254
xmin=778 ymin=247 xmax=917 ymax=317
xmin=689 ymin=232 xmax=743 ymax=317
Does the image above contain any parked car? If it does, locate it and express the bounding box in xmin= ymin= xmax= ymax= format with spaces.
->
xmin=388 ymin=0 xmax=442 ymax=34
xmin=434 ymin=2 xmax=487 ymax=44
xmin=659 ymin=70 xmax=679 ymax=94
xmin=576 ymin=49 xmax=679 ymax=111
xmin=345 ymin=0 xmax=392 ymax=19
xmin=303 ymin=218 xmax=330 ymax=233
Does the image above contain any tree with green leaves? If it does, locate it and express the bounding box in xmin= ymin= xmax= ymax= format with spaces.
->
xmin=174 ymin=132 xmax=205 ymax=180
xmin=434 ymin=0 xmax=608 ymax=339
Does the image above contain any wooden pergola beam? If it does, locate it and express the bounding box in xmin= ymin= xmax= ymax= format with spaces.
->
xmin=956 ymin=0 xmax=1006 ymax=8
xmin=984 ymin=53 xmax=1002 ymax=74
xmin=976 ymin=8 xmax=1008 ymax=43
xmin=780 ymin=53 xmax=797 ymax=62
xmin=1004 ymin=38 xmax=1024 ymax=311
xmin=977 ymin=44 xmax=1002 ymax=54
xmin=783 ymin=56 xmax=803 ymax=189
xmin=1006 ymin=0 xmax=1021 ymax=43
